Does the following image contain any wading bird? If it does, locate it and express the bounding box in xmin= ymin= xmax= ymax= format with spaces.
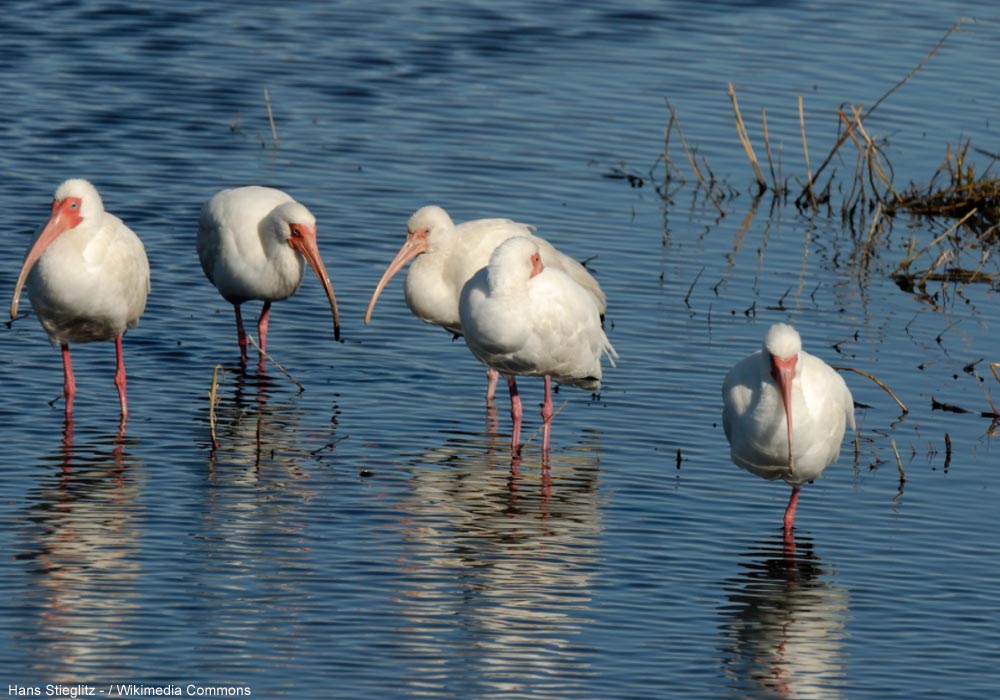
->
xmin=10 ymin=179 xmax=150 ymax=422
xmin=197 ymin=186 xmax=340 ymax=366
xmin=364 ymin=205 xmax=605 ymax=402
xmin=459 ymin=237 xmax=617 ymax=455
xmin=722 ymin=323 xmax=855 ymax=533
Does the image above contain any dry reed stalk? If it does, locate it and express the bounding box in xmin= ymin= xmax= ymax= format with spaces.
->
xmin=247 ymin=334 xmax=305 ymax=392
xmin=761 ymin=107 xmax=779 ymax=191
xmin=859 ymin=202 xmax=884 ymax=268
xmin=801 ymin=19 xmax=969 ymax=202
xmin=955 ymin=248 xmax=993 ymax=294
xmin=727 ymin=82 xmax=767 ymax=191
xmin=209 ymin=364 xmax=224 ymax=450
xmin=798 ymin=95 xmax=817 ymax=210
xmin=980 ymin=362 xmax=1000 ymax=417
xmin=665 ymin=98 xmax=709 ymax=190
xmin=661 ymin=99 xmax=689 ymax=187
xmin=890 ymin=438 xmax=907 ymax=483
xmin=831 ymin=365 xmax=908 ymax=414
xmin=264 ymin=87 xmax=279 ymax=148
xmin=848 ymin=105 xmax=901 ymax=204
xmin=522 ymin=399 xmax=570 ymax=449
xmin=915 ymin=249 xmax=953 ymax=290
xmin=866 ymin=18 xmax=971 ymax=119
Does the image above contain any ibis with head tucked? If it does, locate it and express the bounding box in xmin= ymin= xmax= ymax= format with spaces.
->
xmin=459 ymin=236 xmax=617 ymax=455
xmin=364 ymin=205 xmax=606 ymax=402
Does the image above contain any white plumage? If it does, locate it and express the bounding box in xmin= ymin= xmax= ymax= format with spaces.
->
xmin=459 ymin=236 xmax=617 ymax=454
xmin=10 ymin=179 xmax=150 ymax=421
xmin=722 ymin=323 xmax=855 ymax=531
xmin=364 ymin=205 xmax=606 ymax=400
xmin=197 ymin=186 xmax=340 ymax=366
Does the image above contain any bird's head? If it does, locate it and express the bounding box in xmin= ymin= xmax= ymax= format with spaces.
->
xmin=364 ymin=205 xmax=456 ymax=324
xmin=272 ymin=201 xmax=340 ymax=342
xmin=764 ymin=322 xmax=802 ymax=474
xmin=10 ymin=179 xmax=104 ymax=320
xmin=487 ymin=236 xmax=543 ymax=293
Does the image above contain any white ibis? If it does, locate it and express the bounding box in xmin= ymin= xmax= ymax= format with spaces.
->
xmin=10 ymin=179 xmax=150 ymax=421
xmin=197 ymin=186 xmax=340 ymax=366
xmin=722 ymin=323 xmax=855 ymax=533
xmin=364 ymin=205 xmax=606 ymax=402
xmin=458 ymin=237 xmax=617 ymax=454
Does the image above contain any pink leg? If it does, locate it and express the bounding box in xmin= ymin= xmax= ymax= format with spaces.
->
xmin=257 ymin=301 xmax=272 ymax=356
xmin=61 ymin=343 xmax=76 ymax=417
xmin=233 ymin=304 xmax=248 ymax=366
xmin=485 ymin=367 xmax=499 ymax=405
xmin=114 ymin=335 xmax=128 ymax=421
xmin=783 ymin=486 xmax=801 ymax=533
xmin=507 ymin=375 xmax=522 ymax=455
xmin=540 ymin=375 xmax=554 ymax=455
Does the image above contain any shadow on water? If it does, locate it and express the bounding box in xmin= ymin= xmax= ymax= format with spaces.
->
xmin=389 ymin=409 xmax=605 ymax=697
xmin=719 ymin=534 xmax=849 ymax=699
xmin=14 ymin=421 xmax=144 ymax=679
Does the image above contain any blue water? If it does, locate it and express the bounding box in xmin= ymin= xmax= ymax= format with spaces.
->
xmin=2 ymin=1 xmax=999 ymax=698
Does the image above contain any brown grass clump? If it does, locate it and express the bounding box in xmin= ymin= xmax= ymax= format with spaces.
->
xmin=890 ymin=141 xmax=1000 ymax=231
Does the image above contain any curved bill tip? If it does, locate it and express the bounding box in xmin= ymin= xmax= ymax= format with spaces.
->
xmin=293 ymin=235 xmax=341 ymax=344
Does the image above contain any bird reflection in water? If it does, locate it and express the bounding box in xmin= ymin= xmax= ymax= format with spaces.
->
xmin=193 ymin=367 xmax=323 ymax=671
xmin=206 ymin=366 xmax=333 ymax=480
xmin=719 ymin=534 xmax=849 ymax=699
xmin=15 ymin=419 xmax=143 ymax=679
xmin=393 ymin=423 xmax=605 ymax=696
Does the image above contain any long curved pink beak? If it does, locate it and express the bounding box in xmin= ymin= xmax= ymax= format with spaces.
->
xmin=11 ymin=198 xmax=82 ymax=319
xmin=363 ymin=228 xmax=429 ymax=324
xmin=770 ymin=353 xmax=797 ymax=476
xmin=290 ymin=225 xmax=340 ymax=342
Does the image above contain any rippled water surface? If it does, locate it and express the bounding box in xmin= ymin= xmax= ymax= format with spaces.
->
xmin=2 ymin=2 xmax=999 ymax=698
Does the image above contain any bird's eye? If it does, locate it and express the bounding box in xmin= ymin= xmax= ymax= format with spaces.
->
xmin=290 ymin=226 xmax=302 ymax=237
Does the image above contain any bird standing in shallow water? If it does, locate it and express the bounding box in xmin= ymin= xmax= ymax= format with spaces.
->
xmin=197 ymin=186 xmax=340 ymax=367
xmin=10 ymin=179 xmax=150 ymax=423
xmin=459 ymin=236 xmax=617 ymax=455
xmin=364 ymin=205 xmax=606 ymax=402
xmin=722 ymin=323 xmax=855 ymax=534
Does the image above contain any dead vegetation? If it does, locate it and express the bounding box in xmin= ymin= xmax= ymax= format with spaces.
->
xmin=601 ymin=17 xmax=1000 ymax=434
xmin=604 ymin=17 xmax=999 ymax=297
